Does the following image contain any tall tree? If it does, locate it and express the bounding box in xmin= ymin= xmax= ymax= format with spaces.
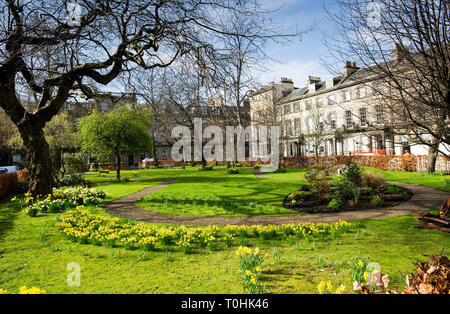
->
xmin=79 ymin=106 xmax=152 ymax=180
xmin=9 ymin=111 xmax=78 ymax=181
xmin=0 ymin=0 xmax=272 ymax=196
xmin=325 ymin=0 xmax=450 ymax=172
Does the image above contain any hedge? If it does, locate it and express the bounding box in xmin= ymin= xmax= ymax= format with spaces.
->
xmin=0 ymin=173 xmax=18 ymax=200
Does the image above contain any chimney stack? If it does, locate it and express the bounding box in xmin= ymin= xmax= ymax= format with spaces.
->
xmin=280 ymin=77 xmax=294 ymax=92
xmin=393 ymin=43 xmax=409 ymax=61
xmin=344 ymin=61 xmax=359 ymax=76
xmin=307 ymin=76 xmax=321 ymax=85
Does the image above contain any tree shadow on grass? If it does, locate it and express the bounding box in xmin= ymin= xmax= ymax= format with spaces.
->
xmin=0 ymin=196 xmax=22 ymax=246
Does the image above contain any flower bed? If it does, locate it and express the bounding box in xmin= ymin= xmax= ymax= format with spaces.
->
xmin=284 ymin=162 xmax=413 ymax=213
xmin=56 ymin=206 xmax=351 ymax=252
xmin=13 ymin=187 xmax=107 ymax=217
xmin=284 ymin=183 xmax=413 ymax=213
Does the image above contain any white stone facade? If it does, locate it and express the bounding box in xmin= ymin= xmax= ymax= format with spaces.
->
xmin=249 ymin=64 xmax=449 ymax=158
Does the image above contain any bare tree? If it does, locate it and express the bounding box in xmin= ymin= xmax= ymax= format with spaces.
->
xmin=215 ymin=4 xmax=307 ymax=124
xmin=305 ymin=108 xmax=329 ymax=162
xmin=0 ymin=0 xmax=285 ymax=196
xmin=325 ymin=0 xmax=450 ymax=172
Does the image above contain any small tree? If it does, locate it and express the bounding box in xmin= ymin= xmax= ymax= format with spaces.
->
xmin=305 ymin=108 xmax=329 ymax=162
xmin=79 ymin=107 xmax=152 ymax=180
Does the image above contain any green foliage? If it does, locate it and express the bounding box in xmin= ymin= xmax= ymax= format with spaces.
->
xmin=328 ymin=198 xmax=343 ymax=210
xmin=289 ymin=190 xmax=313 ymax=200
xmin=63 ymin=154 xmax=86 ymax=175
xmin=304 ymin=165 xmax=330 ymax=202
xmin=79 ymin=106 xmax=153 ymax=162
xmin=227 ymin=168 xmax=239 ymax=175
xmin=199 ymin=166 xmax=214 ymax=171
xmin=350 ymin=257 xmax=369 ymax=283
xmin=113 ymin=177 xmax=131 ymax=183
xmin=236 ymin=247 xmax=265 ymax=294
xmin=385 ymin=185 xmax=402 ymax=194
xmin=371 ymin=195 xmax=385 ymax=206
xmin=61 ymin=174 xmax=83 ymax=186
xmin=352 ymin=188 xmax=362 ymax=203
xmin=342 ymin=159 xmax=362 ymax=187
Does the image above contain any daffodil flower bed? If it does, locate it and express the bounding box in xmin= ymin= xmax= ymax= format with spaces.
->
xmin=0 ymin=286 xmax=46 ymax=294
xmin=317 ymin=281 xmax=345 ymax=294
xmin=56 ymin=206 xmax=351 ymax=253
xmin=12 ymin=187 xmax=107 ymax=217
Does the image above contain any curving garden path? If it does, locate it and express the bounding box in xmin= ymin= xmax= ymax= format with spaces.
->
xmin=103 ymin=176 xmax=450 ymax=226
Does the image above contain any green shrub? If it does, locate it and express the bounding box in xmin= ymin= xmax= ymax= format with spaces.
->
xmin=341 ymin=159 xmax=362 ymax=187
xmin=328 ymin=198 xmax=343 ymax=210
xmin=274 ymin=168 xmax=287 ymax=173
xmin=352 ymin=187 xmax=362 ymax=203
xmin=113 ymin=177 xmax=130 ymax=183
xmin=64 ymin=154 xmax=86 ymax=174
xmin=228 ymin=168 xmax=239 ymax=175
xmin=253 ymin=164 xmax=261 ymax=169
xmin=199 ymin=166 xmax=213 ymax=171
xmin=304 ymin=166 xmax=331 ymax=202
xmin=61 ymin=174 xmax=83 ymax=186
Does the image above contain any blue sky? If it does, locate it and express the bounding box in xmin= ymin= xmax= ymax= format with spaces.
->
xmin=258 ymin=0 xmax=339 ymax=88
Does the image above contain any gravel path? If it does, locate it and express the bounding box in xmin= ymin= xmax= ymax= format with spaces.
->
xmin=103 ymin=177 xmax=450 ymax=226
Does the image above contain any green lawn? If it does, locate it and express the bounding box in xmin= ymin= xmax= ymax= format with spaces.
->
xmin=0 ymin=168 xmax=449 ymax=294
xmin=84 ymin=175 xmax=162 ymax=205
xmin=267 ymin=168 xmax=308 ymax=178
xmin=131 ymin=167 xmax=303 ymax=217
xmin=362 ymin=167 xmax=450 ymax=191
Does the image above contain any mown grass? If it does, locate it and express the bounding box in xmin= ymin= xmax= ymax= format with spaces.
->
xmin=0 ymin=168 xmax=449 ymax=294
xmin=362 ymin=167 xmax=450 ymax=191
xmin=267 ymin=168 xmax=308 ymax=178
xmin=132 ymin=167 xmax=303 ymax=217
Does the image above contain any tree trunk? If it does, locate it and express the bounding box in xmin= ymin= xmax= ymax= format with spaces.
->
xmin=152 ymin=139 xmax=159 ymax=167
xmin=116 ymin=153 xmax=121 ymax=180
xmin=427 ymin=145 xmax=439 ymax=174
xmin=18 ymin=125 xmax=54 ymax=198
